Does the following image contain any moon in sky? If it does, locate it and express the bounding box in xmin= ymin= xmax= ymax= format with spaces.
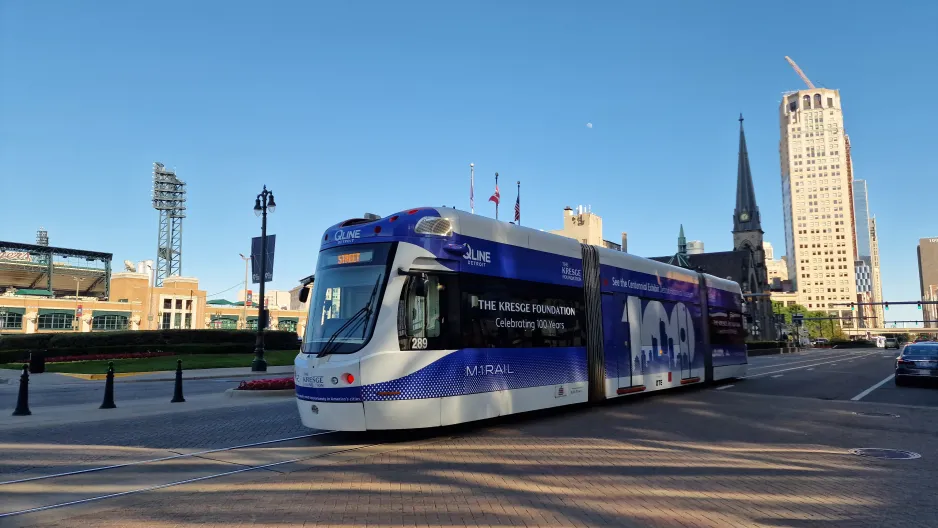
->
xmin=586 ymin=122 xmax=593 ymax=128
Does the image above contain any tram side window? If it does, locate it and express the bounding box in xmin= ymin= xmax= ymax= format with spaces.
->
xmin=460 ymin=275 xmax=585 ymax=349
xmin=399 ymin=274 xmax=457 ymax=350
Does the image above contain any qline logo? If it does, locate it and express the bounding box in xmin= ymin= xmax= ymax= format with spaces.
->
xmin=463 ymin=244 xmax=491 ymax=268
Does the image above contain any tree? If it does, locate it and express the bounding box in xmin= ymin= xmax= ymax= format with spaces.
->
xmin=771 ymin=303 xmax=846 ymax=340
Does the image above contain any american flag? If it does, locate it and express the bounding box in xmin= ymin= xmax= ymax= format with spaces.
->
xmin=514 ymin=181 xmax=520 ymax=224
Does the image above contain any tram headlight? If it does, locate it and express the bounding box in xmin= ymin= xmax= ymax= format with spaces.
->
xmin=414 ymin=217 xmax=453 ymax=236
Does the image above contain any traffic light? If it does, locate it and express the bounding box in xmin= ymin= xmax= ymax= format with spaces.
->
xmin=850 ymin=303 xmax=855 ymax=311
xmin=918 ymin=302 xmax=922 ymax=310
xmin=884 ymin=302 xmax=889 ymax=310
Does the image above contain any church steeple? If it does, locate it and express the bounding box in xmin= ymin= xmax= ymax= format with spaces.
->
xmin=734 ymin=114 xmax=762 ymax=234
xmin=678 ymin=224 xmax=687 ymax=256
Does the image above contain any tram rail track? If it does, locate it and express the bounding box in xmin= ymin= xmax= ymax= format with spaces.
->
xmin=0 ymin=430 xmax=356 ymax=521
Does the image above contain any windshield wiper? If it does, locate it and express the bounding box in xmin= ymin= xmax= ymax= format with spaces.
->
xmin=316 ymin=276 xmax=382 ymax=358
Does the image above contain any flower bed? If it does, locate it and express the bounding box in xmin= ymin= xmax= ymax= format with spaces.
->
xmin=44 ymin=351 xmax=175 ymax=364
xmin=237 ymin=377 xmax=295 ymax=390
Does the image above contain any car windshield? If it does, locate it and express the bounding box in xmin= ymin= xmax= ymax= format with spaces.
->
xmin=903 ymin=346 xmax=938 ymax=358
xmin=302 ymin=243 xmax=394 ymax=356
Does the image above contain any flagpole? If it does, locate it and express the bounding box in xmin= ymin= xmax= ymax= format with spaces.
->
xmin=516 ymin=180 xmax=520 ymax=226
xmin=469 ymin=163 xmax=474 ymax=214
xmin=495 ymin=172 xmax=499 ymax=220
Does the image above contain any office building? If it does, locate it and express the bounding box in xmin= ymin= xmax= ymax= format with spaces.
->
xmin=919 ymin=237 xmax=938 ymax=329
xmin=870 ymin=216 xmax=885 ymax=327
xmin=852 ymin=180 xmax=884 ymax=327
xmin=686 ymin=240 xmax=705 ymax=255
xmin=550 ymin=206 xmax=625 ymax=251
xmin=779 ymin=88 xmax=858 ymax=323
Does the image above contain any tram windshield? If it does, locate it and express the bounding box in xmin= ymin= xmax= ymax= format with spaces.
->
xmin=303 ymin=243 xmax=393 ymax=356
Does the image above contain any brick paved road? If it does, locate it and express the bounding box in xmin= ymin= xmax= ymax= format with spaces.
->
xmin=0 ymin=400 xmax=308 ymax=478
xmin=12 ymin=381 xmax=938 ymax=528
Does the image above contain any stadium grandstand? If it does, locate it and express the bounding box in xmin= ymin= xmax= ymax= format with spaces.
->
xmin=0 ymin=239 xmax=113 ymax=300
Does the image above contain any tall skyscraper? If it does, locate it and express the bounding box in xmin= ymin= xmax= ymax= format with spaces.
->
xmin=852 ymin=179 xmax=884 ymax=327
xmin=779 ymin=88 xmax=858 ymax=322
xmin=853 ymin=180 xmax=872 ymax=257
xmin=870 ymin=216 xmax=885 ymax=327
xmin=918 ymin=237 xmax=938 ymax=329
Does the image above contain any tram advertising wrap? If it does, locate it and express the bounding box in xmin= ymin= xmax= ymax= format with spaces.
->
xmin=293 ymin=207 xmax=749 ymax=431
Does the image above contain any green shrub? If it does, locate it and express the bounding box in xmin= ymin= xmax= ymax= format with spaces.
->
xmin=0 ymin=329 xmax=299 ymax=362
xmin=745 ymin=341 xmax=786 ymax=350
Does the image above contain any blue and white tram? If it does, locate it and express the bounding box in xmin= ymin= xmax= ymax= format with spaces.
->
xmin=294 ymin=207 xmax=748 ymax=431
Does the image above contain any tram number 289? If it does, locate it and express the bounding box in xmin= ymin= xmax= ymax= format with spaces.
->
xmin=410 ymin=337 xmax=429 ymax=350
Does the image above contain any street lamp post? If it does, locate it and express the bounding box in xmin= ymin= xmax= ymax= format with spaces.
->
xmin=252 ymin=185 xmax=276 ymax=372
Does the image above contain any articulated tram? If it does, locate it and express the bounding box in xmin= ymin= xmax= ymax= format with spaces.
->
xmin=294 ymin=207 xmax=747 ymax=431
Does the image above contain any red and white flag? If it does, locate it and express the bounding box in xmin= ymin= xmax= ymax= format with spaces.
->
xmin=489 ymin=171 xmax=500 ymax=205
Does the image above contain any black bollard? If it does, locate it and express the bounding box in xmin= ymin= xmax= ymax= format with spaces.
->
xmin=99 ymin=361 xmax=116 ymax=409
xmin=12 ymin=364 xmax=31 ymax=416
xmin=171 ymin=359 xmax=185 ymax=403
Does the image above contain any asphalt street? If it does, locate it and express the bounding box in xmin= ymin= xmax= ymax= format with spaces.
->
xmin=5 ymin=346 xmax=938 ymax=527
xmin=721 ymin=346 xmax=938 ymax=407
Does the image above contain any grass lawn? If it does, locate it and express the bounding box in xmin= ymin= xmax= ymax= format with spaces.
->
xmin=0 ymin=350 xmax=299 ymax=374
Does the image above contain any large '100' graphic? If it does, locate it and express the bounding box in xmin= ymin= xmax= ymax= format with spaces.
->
xmin=626 ymin=300 xmax=697 ymax=371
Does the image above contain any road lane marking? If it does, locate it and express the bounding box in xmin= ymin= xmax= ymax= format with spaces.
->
xmin=771 ymin=375 xmax=784 ymax=378
xmin=742 ymin=352 xmax=877 ymax=379
xmin=851 ymin=374 xmax=896 ymax=401
xmin=716 ymin=385 xmax=734 ymax=390
xmin=748 ymin=352 xmax=867 ymax=370
xmin=0 ymin=430 xmax=337 ymax=486
xmin=807 ymin=368 xmax=814 ymax=371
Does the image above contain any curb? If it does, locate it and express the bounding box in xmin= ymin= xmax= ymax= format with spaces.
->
xmin=224 ymin=388 xmax=294 ymax=398
xmin=131 ymin=371 xmax=296 ymax=383
xmin=48 ymin=370 xmax=295 ymax=382
xmin=57 ymin=372 xmax=156 ymax=380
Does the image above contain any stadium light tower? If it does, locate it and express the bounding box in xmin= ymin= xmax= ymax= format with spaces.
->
xmin=152 ymin=162 xmax=187 ymax=286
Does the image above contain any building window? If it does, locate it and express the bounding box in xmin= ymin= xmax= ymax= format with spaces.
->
xmin=38 ymin=313 xmax=73 ymax=330
xmin=0 ymin=311 xmax=23 ymax=330
xmin=278 ymin=320 xmax=298 ymax=332
xmin=185 ymin=313 xmax=192 ymax=329
xmin=803 ymin=95 xmax=811 ymax=109
xmin=175 ymin=299 xmax=183 ymax=310
xmin=210 ymin=317 xmax=238 ymax=329
xmin=161 ymin=312 xmax=171 ymax=329
xmin=163 ymin=299 xmax=172 ymax=310
xmin=92 ymin=315 xmax=129 ymax=331
xmin=828 ymin=98 xmax=833 ymax=108
xmin=186 ymin=300 xmax=193 ymax=310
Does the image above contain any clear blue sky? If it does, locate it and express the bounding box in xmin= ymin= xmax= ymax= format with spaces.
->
xmin=2 ymin=1 xmax=936 ymax=325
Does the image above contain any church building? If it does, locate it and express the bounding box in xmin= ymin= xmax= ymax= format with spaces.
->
xmin=650 ymin=115 xmax=777 ymax=341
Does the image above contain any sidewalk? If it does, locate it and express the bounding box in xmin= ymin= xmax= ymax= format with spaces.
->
xmin=0 ymin=364 xmax=294 ymax=387
xmin=0 ymin=390 xmax=293 ymax=430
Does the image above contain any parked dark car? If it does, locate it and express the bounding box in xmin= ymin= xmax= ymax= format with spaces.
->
xmin=895 ymin=343 xmax=938 ymax=386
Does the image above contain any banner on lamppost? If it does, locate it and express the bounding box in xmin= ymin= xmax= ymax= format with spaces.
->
xmin=251 ymin=235 xmax=276 ymax=284
xmin=246 ymin=290 xmax=253 ymax=306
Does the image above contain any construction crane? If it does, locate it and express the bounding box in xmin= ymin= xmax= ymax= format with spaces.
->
xmin=784 ymin=56 xmax=815 ymax=89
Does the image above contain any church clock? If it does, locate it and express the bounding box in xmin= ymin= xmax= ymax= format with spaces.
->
xmin=739 ymin=211 xmax=750 ymax=222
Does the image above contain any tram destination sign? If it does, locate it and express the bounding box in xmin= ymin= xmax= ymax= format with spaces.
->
xmin=251 ymin=234 xmax=276 ymax=284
